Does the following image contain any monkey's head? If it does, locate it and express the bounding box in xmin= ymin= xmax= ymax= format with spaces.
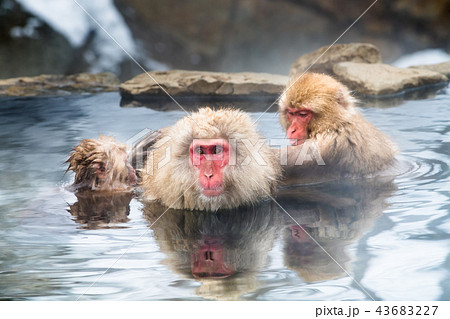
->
xmin=143 ymin=108 xmax=281 ymax=211
xmin=67 ymin=135 xmax=136 ymax=192
xmin=279 ymin=73 xmax=356 ymax=145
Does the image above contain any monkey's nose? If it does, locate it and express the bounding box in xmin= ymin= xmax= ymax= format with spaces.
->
xmin=204 ymin=172 xmax=213 ymax=179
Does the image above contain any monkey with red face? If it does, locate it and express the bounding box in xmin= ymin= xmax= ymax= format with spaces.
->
xmin=67 ymin=108 xmax=281 ymax=211
xmin=278 ymin=73 xmax=397 ymax=182
xmin=141 ymin=108 xmax=280 ymax=211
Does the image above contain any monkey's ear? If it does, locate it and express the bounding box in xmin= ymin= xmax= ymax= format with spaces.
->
xmin=336 ymin=88 xmax=354 ymax=108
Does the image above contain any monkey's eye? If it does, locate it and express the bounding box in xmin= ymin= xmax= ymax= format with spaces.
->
xmin=214 ymin=145 xmax=223 ymax=154
xmin=298 ymin=111 xmax=309 ymax=118
xmin=196 ymin=147 xmax=204 ymax=154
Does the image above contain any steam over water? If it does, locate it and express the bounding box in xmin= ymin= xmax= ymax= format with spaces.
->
xmin=0 ymin=87 xmax=449 ymax=300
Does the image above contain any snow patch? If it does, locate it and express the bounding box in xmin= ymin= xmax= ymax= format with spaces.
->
xmin=392 ymin=49 xmax=450 ymax=68
xmin=10 ymin=17 xmax=42 ymax=39
xmin=16 ymin=0 xmax=90 ymax=47
xmin=15 ymin=0 xmax=169 ymax=73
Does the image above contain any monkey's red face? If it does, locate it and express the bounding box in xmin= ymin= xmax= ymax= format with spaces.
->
xmin=288 ymin=225 xmax=315 ymax=258
xmin=191 ymin=236 xmax=234 ymax=279
xmin=190 ymin=138 xmax=230 ymax=197
xmin=286 ymin=107 xmax=312 ymax=145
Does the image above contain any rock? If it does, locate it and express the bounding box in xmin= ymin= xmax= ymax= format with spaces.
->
xmin=289 ymin=43 xmax=382 ymax=77
xmin=2 ymin=0 xmax=450 ymax=79
xmin=120 ymin=96 xmax=279 ymax=112
xmin=332 ymin=62 xmax=448 ymax=96
xmin=119 ymin=70 xmax=289 ymax=98
xmin=0 ymin=73 xmax=120 ymax=97
xmin=114 ymin=0 xmax=334 ymax=75
xmin=115 ymin=0 xmax=450 ymax=75
xmin=409 ymin=61 xmax=450 ymax=78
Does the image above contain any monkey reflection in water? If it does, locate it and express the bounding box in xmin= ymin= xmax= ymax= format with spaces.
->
xmin=68 ymin=192 xmax=132 ymax=229
xmin=141 ymin=176 xmax=395 ymax=299
xmin=143 ymin=201 xmax=282 ymax=300
xmin=277 ymin=177 xmax=396 ymax=283
xmin=64 ymin=75 xmax=400 ymax=292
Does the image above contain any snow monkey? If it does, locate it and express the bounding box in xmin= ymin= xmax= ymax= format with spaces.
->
xmin=67 ymin=108 xmax=281 ymax=211
xmin=278 ymin=72 xmax=397 ymax=181
xmin=66 ymin=135 xmax=137 ymax=192
xmin=140 ymin=107 xmax=280 ymax=211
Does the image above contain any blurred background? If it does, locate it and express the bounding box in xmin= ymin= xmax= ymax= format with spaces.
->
xmin=1 ymin=0 xmax=449 ymax=81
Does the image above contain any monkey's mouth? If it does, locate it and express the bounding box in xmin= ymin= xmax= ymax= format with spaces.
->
xmin=289 ymin=138 xmax=306 ymax=146
xmin=202 ymin=187 xmax=223 ymax=196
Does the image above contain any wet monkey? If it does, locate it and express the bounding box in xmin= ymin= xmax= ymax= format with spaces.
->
xmin=67 ymin=108 xmax=281 ymax=211
xmin=67 ymin=135 xmax=136 ymax=192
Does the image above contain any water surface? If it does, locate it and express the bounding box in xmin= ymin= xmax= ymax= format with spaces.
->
xmin=0 ymin=89 xmax=449 ymax=300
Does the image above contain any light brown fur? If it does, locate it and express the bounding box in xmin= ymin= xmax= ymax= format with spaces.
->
xmin=279 ymin=73 xmax=397 ymax=181
xmin=67 ymin=135 xmax=134 ymax=192
xmin=141 ymin=107 xmax=281 ymax=211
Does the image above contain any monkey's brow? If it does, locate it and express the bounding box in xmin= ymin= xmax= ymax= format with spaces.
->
xmin=259 ymin=186 xmax=377 ymax=301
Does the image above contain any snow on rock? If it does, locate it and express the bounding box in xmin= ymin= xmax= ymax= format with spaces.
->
xmin=15 ymin=0 xmax=164 ymax=73
xmin=16 ymin=0 xmax=90 ymax=47
xmin=392 ymin=49 xmax=450 ymax=68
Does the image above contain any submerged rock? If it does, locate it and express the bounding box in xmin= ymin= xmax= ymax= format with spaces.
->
xmin=0 ymin=73 xmax=120 ymax=97
xmin=332 ymin=62 xmax=448 ymax=96
xmin=409 ymin=61 xmax=450 ymax=78
xmin=289 ymin=43 xmax=382 ymax=78
xmin=119 ymin=70 xmax=288 ymax=99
